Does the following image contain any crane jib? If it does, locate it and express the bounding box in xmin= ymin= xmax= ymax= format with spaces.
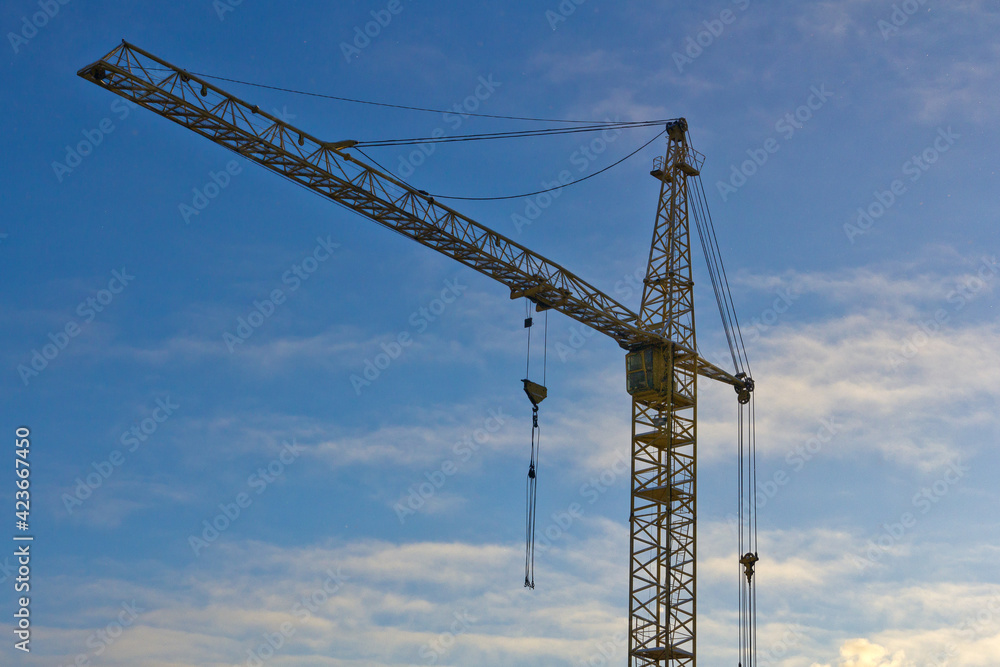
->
xmin=76 ymin=41 xmax=740 ymax=390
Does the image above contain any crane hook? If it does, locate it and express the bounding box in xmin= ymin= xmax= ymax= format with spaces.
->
xmin=739 ymin=552 xmax=759 ymax=584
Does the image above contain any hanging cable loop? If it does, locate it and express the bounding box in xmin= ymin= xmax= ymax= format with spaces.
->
xmin=737 ymin=389 xmax=759 ymax=666
xmin=523 ymin=379 xmax=546 ymax=590
xmin=525 ymin=418 xmax=538 ymax=589
xmin=522 ymin=304 xmax=548 ymax=590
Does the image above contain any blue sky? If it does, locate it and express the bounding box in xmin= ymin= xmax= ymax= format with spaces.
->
xmin=2 ymin=1 xmax=999 ymax=665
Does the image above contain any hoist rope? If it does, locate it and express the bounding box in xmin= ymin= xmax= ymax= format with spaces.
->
xmin=690 ymin=177 xmax=749 ymax=376
xmin=677 ymin=127 xmax=758 ymax=665
xmin=424 ymin=130 xmax=665 ymax=202
xmin=738 ymin=403 xmax=745 ymax=662
xmin=147 ymin=66 xmax=620 ymax=124
xmin=360 ymin=130 xmax=666 ymax=203
xmin=524 ymin=300 xmax=536 ymax=589
xmin=352 ymin=119 xmax=670 ymax=147
xmin=525 ymin=299 xmax=533 ymax=378
xmin=522 ymin=301 xmax=548 ymax=589
xmin=686 ymin=131 xmax=751 ymax=378
xmin=692 ymin=181 xmax=738 ymax=373
xmin=543 ymin=310 xmax=548 ymax=386
xmin=751 ymin=395 xmax=758 ymax=663
xmin=143 ymin=66 xmax=668 ymax=205
xmin=737 ymin=393 xmax=759 ymax=666
xmin=751 ymin=395 xmax=758 ymax=554
xmin=525 ymin=408 xmax=539 ymax=589
xmin=354 ymin=147 xmax=395 ymax=178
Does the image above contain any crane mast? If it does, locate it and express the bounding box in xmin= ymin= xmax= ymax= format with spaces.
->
xmin=627 ymin=120 xmax=701 ymax=664
xmin=78 ymin=41 xmax=752 ymax=667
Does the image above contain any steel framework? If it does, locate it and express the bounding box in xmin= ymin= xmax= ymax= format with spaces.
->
xmin=627 ymin=122 xmax=701 ymax=664
xmin=79 ymin=41 xmax=748 ymax=666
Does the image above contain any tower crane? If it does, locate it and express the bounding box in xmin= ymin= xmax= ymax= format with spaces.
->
xmin=79 ymin=41 xmax=758 ymax=667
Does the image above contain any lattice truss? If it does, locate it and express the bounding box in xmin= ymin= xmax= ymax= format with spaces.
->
xmin=627 ymin=125 xmax=701 ymax=666
xmin=78 ymin=43 xmax=749 ymax=667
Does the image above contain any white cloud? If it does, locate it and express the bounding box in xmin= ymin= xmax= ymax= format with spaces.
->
xmin=0 ymin=521 xmax=632 ymax=667
xmin=694 ymin=260 xmax=1000 ymax=471
xmin=28 ymin=256 xmax=1000 ymax=664
xmin=16 ymin=517 xmax=1000 ymax=666
xmin=810 ymin=638 xmax=914 ymax=667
